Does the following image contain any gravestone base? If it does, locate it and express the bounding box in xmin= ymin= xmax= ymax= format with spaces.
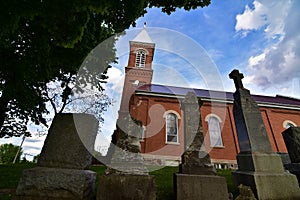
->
xmin=233 ymin=171 xmax=300 ymax=200
xmin=174 ymin=173 xmax=228 ymax=200
xmin=97 ymin=174 xmax=156 ymax=200
xmin=233 ymin=153 xmax=300 ymax=200
xmin=285 ymin=163 xmax=300 ymax=186
xmin=236 ymin=152 xmax=285 ymax=172
xmin=14 ymin=167 xmax=96 ymax=200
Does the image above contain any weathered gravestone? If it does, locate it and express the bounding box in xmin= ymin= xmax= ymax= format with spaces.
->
xmin=229 ymin=69 xmax=300 ymax=200
xmin=174 ymin=92 xmax=228 ymax=200
xmin=97 ymin=114 xmax=156 ymax=200
xmin=14 ymin=113 xmax=98 ymax=200
xmin=282 ymin=127 xmax=300 ymax=186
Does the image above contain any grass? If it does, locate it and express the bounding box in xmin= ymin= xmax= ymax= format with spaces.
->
xmin=0 ymin=162 xmax=36 ymax=200
xmin=150 ymin=166 xmax=178 ymax=200
xmin=0 ymin=163 xmax=238 ymax=200
xmin=217 ymin=169 xmax=239 ymax=197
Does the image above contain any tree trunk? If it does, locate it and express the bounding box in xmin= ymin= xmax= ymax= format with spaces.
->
xmin=0 ymin=90 xmax=10 ymax=136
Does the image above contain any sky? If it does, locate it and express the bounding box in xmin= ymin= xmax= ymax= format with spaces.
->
xmin=1 ymin=0 xmax=300 ymax=159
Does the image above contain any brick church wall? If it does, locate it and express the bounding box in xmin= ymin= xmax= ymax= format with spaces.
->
xmin=130 ymin=93 xmax=300 ymax=165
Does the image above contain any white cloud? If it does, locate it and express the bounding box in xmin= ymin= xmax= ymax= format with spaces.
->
xmin=235 ymin=1 xmax=268 ymax=35
xmin=106 ymin=66 xmax=124 ymax=93
xmin=235 ymin=0 xmax=291 ymax=39
xmin=0 ymin=134 xmax=46 ymax=161
xmin=248 ymin=51 xmax=266 ymax=66
xmin=234 ymin=0 xmax=300 ymax=98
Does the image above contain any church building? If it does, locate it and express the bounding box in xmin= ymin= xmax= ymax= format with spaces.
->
xmin=117 ymin=27 xmax=300 ymax=168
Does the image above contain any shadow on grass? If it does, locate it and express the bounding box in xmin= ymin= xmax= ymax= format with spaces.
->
xmin=0 ymin=163 xmax=238 ymax=200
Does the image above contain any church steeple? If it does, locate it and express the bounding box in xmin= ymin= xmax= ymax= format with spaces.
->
xmin=131 ymin=23 xmax=153 ymax=44
xmin=119 ymin=25 xmax=155 ymax=116
xmin=127 ymin=24 xmax=155 ymax=70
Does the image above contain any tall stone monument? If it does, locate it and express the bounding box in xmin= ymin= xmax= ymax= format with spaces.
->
xmin=174 ymin=92 xmax=228 ymax=200
xmin=229 ymin=69 xmax=300 ymax=200
xmin=97 ymin=114 xmax=156 ymax=200
xmin=14 ymin=113 xmax=99 ymax=200
xmin=282 ymin=127 xmax=300 ymax=186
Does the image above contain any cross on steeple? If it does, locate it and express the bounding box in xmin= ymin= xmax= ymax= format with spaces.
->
xmin=229 ymin=69 xmax=244 ymax=90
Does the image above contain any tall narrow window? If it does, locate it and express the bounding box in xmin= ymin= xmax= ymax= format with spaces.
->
xmin=140 ymin=126 xmax=145 ymax=141
xmin=208 ymin=116 xmax=223 ymax=147
xmin=136 ymin=49 xmax=146 ymax=67
xmin=166 ymin=113 xmax=178 ymax=143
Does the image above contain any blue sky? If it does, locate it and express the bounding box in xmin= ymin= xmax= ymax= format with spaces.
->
xmin=1 ymin=0 xmax=300 ymax=158
xmin=122 ymin=0 xmax=300 ymax=97
xmin=101 ymin=0 xmax=300 ymax=152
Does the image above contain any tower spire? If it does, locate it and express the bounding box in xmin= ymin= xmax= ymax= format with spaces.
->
xmin=132 ymin=23 xmax=153 ymax=44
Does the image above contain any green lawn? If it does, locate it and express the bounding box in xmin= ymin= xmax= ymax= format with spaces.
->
xmin=0 ymin=163 xmax=36 ymax=200
xmin=0 ymin=163 xmax=238 ymax=200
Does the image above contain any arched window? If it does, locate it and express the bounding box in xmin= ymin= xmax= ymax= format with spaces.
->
xmin=206 ymin=115 xmax=223 ymax=147
xmin=283 ymin=120 xmax=296 ymax=129
xmin=166 ymin=113 xmax=178 ymax=143
xmin=135 ymin=49 xmax=146 ymax=68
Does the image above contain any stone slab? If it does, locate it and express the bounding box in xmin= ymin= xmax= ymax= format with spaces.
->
xmin=236 ymin=152 xmax=285 ymax=173
xmin=282 ymin=127 xmax=300 ymax=163
xmin=285 ymin=163 xmax=300 ymax=186
xmin=233 ymin=89 xmax=273 ymax=153
xmin=277 ymin=152 xmax=291 ymax=165
xmin=232 ymin=170 xmax=300 ymax=200
xmin=174 ymin=173 xmax=228 ymax=200
xmin=15 ymin=167 xmax=96 ymax=200
xmin=97 ymin=174 xmax=156 ymax=200
xmin=38 ymin=113 xmax=98 ymax=169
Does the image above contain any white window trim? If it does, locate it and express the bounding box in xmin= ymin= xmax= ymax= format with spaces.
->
xmin=140 ymin=126 xmax=145 ymax=141
xmin=205 ymin=114 xmax=224 ymax=148
xmin=205 ymin=113 xmax=222 ymax=123
xmin=283 ymin=120 xmax=297 ymax=129
xmin=135 ymin=49 xmax=147 ymax=68
xmin=163 ymin=110 xmax=181 ymax=119
xmin=134 ymin=48 xmax=149 ymax=54
xmin=165 ymin=111 xmax=180 ymax=144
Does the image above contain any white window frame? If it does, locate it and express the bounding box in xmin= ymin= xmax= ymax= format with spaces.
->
xmin=205 ymin=114 xmax=224 ymax=148
xmin=140 ymin=126 xmax=145 ymax=141
xmin=165 ymin=112 xmax=180 ymax=144
xmin=283 ymin=120 xmax=297 ymax=129
xmin=135 ymin=49 xmax=146 ymax=68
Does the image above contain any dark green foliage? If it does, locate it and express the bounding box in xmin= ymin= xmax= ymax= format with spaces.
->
xmin=0 ymin=0 xmax=211 ymax=138
xmin=217 ymin=169 xmax=239 ymax=198
xmin=150 ymin=166 xmax=178 ymax=200
xmin=32 ymin=154 xmax=39 ymax=163
xmin=0 ymin=143 xmax=22 ymax=164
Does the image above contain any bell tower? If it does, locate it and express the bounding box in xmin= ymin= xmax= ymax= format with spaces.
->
xmin=119 ymin=24 xmax=155 ymax=117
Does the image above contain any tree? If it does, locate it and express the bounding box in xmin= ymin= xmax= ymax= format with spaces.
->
xmin=32 ymin=154 xmax=40 ymax=163
xmin=0 ymin=143 xmax=22 ymax=164
xmin=0 ymin=0 xmax=211 ymax=138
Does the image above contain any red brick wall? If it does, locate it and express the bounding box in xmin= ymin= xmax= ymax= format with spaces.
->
xmin=119 ymin=41 xmax=154 ymax=115
xmin=263 ymin=108 xmax=300 ymax=152
xmin=129 ymin=94 xmax=300 ymax=163
xmin=128 ymin=42 xmax=154 ymax=70
xmin=131 ymin=95 xmax=184 ymax=157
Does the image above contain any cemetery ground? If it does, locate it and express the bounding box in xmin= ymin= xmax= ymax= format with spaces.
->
xmin=0 ymin=162 xmax=238 ymax=200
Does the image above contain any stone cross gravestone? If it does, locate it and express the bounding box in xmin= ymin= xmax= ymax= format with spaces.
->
xmin=97 ymin=113 xmax=156 ymax=200
xmin=14 ymin=113 xmax=98 ymax=200
xmin=230 ymin=69 xmax=300 ymax=200
xmin=229 ymin=69 xmax=273 ymax=153
xmin=174 ymin=92 xmax=228 ymax=200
